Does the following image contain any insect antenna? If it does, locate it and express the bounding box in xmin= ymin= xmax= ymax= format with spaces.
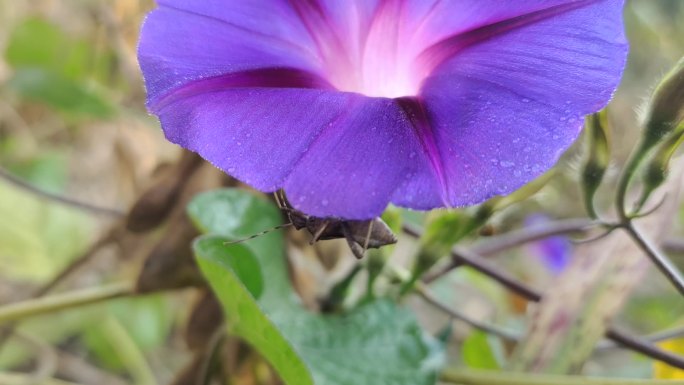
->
xmin=224 ymin=223 xmax=293 ymax=245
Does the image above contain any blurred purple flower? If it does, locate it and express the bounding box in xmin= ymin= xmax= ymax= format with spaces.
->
xmin=525 ymin=214 xmax=572 ymax=274
xmin=138 ymin=1 xmax=628 ymax=219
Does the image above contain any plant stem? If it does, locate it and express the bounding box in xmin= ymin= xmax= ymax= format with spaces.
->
xmin=0 ymin=227 xmax=120 ymax=355
xmin=418 ymin=219 xmax=595 ymax=283
xmin=414 ymin=282 xmax=519 ymax=342
xmin=401 ymin=224 xmax=684 ymax=369
xmin=0 ymin=283 xmax=133 ymax=323
xmin=0 ymin=373 xmax=83 ymax=385
xmin=0 ymin=167 xmax=124 ymax=218
xmin=104 ymin=317 xmax=157 ymax=385
xmin=622 ymin=221 xmax=684 ymax=297
xmin=472 ymin=218 xmax=595 ymax=256
xmin=615 ymin=142 xmax=650 ymax=223
xmin=441 ymin=369 xmax=684 ymax=385
xmin=598 ymin=325 xmax=684 ymax=350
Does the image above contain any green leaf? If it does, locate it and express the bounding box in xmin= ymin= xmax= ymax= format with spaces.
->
xmin=195 ymin=236 xmax=312 ymax=385
xmin=6 ymin=18 xmax=76 ymax=74
xmin=5 ymin=17 xmax=108 ymax=82
xmin=83 ymin=295 xmax=175 ymax=372
xmin=0 ymin=179 xmax=93 ymax=282
xmin=7 ymin=69 xmax=114 ymax=118
xmin=187 ymin=189 xmax=289 ymax=307
xmin=5 ymin=151 xmax=69 ymax=193
xmin=422 ymin=211 xmax=469 ymax=255
xmin=194 ymin=239 xmax=263 ymax=299
xmin=462 ymin=331 xmax=503 ymax=370
xmin=196 ymin=236 xmax=440 ymax=385
xmin=187 ymin=189 xmax=283 ymax=240
xmin=189 ymin=189 xmax=442 ymax=385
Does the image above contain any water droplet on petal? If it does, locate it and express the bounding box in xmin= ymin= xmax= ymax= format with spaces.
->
xmin=522 ymin=98 xmax=531 ymax=103
xmin=322 ymin=199 xmax=329 ymax=207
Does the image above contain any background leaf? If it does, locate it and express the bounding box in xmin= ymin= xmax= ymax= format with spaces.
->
xmin=462 ymin=331 xmax=503 ymax=370
xmin=5 ymin=17 xmax=115 ymax=118
xmin=190 ymin=189 xmax=441 ymax=385
xmin=8 ymin=69 xmax=114 ymax=118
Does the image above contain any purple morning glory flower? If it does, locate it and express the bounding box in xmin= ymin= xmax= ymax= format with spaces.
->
xmin=525 ymin=214 xmax=572 ymax=274
xmin=138 ymin=0 xmax=627 ymax=219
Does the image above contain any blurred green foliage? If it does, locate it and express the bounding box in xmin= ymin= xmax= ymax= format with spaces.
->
xmin=191 ymin=189 xmax=441 ymax=385
xmin=5 ymin=18 xmax=114 ymax=118
xmin=0 ymin=1 xmax=682 ymax=384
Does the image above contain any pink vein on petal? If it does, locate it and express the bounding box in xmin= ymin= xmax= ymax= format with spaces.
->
xmin=418 ymin=0 xmax=597 ymax=74
xmin=149 ymin=68 xmax=335 ymax=112
xmin=396 ymin=97 xmax=450 ymax=206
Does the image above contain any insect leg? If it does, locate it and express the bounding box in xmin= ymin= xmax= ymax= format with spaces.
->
xmin=342 ymin=223 xmax=365 ymax=259
xmin=362 ymin=220 xmax=374 ymax=254
xmin=309 ymin=220 xmax=330 ymax=245
xmin=273 ymin=191 xmax=284 ymax=209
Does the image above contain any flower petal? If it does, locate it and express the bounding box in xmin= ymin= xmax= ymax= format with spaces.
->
xmin=153 ymin=87 xmax=438 ymax=219
xmin=283 ymin=97 xmax=442 ymax=218
xmin=154 ymin=88 xmax=355 ymax=193
xmin=404 ymin=0 xmax=589 ymax=50
xmin=138 ymin=0 xmax=322 ymax=105
xmin=139 ymin=0 xmax=628 ymax=219
xmin=414 ymin=0 xmax=627 ymax=206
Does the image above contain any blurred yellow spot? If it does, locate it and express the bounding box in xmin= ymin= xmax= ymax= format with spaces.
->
xmin=655 ymin=339 xmax=684 ymax=379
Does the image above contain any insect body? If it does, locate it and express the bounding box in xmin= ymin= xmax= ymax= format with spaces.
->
xmin=275 ymin=191 xmax=397 ymax=259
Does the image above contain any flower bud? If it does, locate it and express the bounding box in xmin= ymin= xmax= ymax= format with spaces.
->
xmin=642 ymin=56 xmax=684 ymax=151
xmin=636 ymin=122 xmax=684 ymax=212
xmin=616 ymin=58 xmax=684 ymax=217
xmin=581 ymin=111 xmax=611 ymax=218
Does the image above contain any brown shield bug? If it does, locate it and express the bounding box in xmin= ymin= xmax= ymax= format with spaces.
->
xmin=230 ymin=191 xmax=397 ymax=259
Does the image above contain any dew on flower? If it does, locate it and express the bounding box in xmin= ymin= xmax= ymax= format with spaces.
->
xmin=138 ymin=0 xmax=628 ymax=220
